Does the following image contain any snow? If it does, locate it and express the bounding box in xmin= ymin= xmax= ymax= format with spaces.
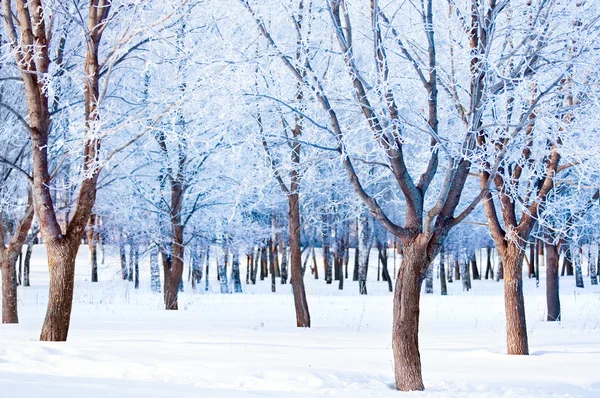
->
xmin=1 ymin=245 xmax=599 ymax=397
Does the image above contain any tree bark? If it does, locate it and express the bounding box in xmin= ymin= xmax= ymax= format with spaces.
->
xmin=501 ymin=245 xmax=529 ymax=355
xmin=545 ymin=242 xmax=560 ymax=321
xmin=87 ymin=214 xmax=98 ymax=282
xmin=289 ymin=193 xmax=310 ymax=327
xmin=392 ymin=243 xmax=426 ymax=391
xmin=23 ymin=242 xmax=32 ymax=287
xmin=1 ymin=254 xmax=19 ymax=323
xmin=150 ymin=246 xmax=161 ymax=292
xmin=231 ymin=249 xmax=242 ymax=293
xmin=439 ymin=248 xmax=447 ymax=296
xmin=470 ymin=250 xmax=480 ymax=280
xmin=358 ymin=211 xmax=372 ymax=295
xmin=39 ymin=242 xmax=78 ymax=341
xmin=573 ymin=246 xmax=584 ymax=288
xmin=485 ymin=247 xmax=493 ymax=280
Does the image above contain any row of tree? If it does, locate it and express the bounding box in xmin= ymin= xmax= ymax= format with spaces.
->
xmin=1 ymin=0 xmax=600 ymax=392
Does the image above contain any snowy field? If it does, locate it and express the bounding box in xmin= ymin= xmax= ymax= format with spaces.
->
xmin=1 ymin=245 xmax=599 ymax=397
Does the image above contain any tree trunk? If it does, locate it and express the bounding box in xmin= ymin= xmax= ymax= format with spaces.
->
xmin=128 ymin=238 xmax=134 ymax=282
xmin=470 ymin=250 xmax=480 ymax=280
xmin=439 ymin=248 xmax=447 ymax=296
xmin=268 ymin=238 xmax=276 ymax=293
xmin=205 ymin=247 xmax=211 ymax=291
xmin=217 ymin=245 xmax=230 ymax=294
xmin=528 ymin=243 xmax=536 ymax=278
xmin=150 ymin=247 xmax=161 ymax=292
xmin=259 ymin=245 xmax=266 ymax=281
xmin=485 ymin=247 xmax=493 ymax=280
xmin=562 ymin=247 xmax=574 ymax=276
xmin=231 ymin=249 xmax=242 ymax=293
xmin=573 ymin=246 xmax=584 ymax=288
xmin=87 ymin=214 xmax=98 ymax=282
xmin=500 ymin=245 xmax=529 ymax=355
xmin=40 ymin=242 xmax=78 ymax=341
xmin=1 ymin=254 xmax=19 ymax=324
xmin=392 ymin=243 xmax=426 ymax=391
xmin=119 ymin=240 xmax=127 ymax=280
xmin=280 ymin=237 xmax=288 ymax=284
xmin=311 ymin=247 xmax=318 ymax=279
xmin=545 ymin=242 xmax=560 ymax=321
xmin=358 ymin=212 xmax=372 ymax=295
xmin=289 ymin=193 xmax=310 ymax=327
xmin=246 ymin=252 xmax=251 ymax=285
xmin=322 ymin=217 xmax=333 ymax=284
xmin=592 ymin=247 xmax=599 ymax=286
xmin=447 ymin=252 xmax=453 ymax=283
xmin=23 ymin=242 xmax=33 ymax=287
xmin=454 ymin=253 xmax=460 ymax=281
xmin=134 ymin=245 xmax=139 ymax=289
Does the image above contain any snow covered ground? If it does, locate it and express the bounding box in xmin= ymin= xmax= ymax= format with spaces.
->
xmin=1 ymin=245 xmax=599 ymax=397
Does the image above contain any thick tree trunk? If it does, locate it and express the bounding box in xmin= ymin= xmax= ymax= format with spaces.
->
xmin=1 ymin=255 xmax=19 ymax=324
xmin=500 ymin=245 xmax=529 ymax=355
xmin=392 ymin=243 xmax=426 ymax=391
xmin=40 ymin=242 xmax=78 ymax=341
xmin=289 ymin=193 xmax=310 ymax=327
xmin=163 ymin=222 xmax=185 ymax=309
xmin=545 ymin=242 xmax=560 ymax=321
xmin=439 ymin=248 xmax=447 ymax=296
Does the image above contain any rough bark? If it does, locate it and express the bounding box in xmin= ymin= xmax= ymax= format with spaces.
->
xmin=392 ymin=243 xmax=426 ymax=391
xmin=1 ymin=254 xmax=19 ymax=323
xmin=289 ymin=193 xmax=310 ymax=327
xmin=501 ymin=244 xmax=529 ymax=355
xmin=39 ymin=242 xmax=79 ymax=341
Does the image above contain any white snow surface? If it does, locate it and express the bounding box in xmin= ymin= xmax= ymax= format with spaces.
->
xmin=1 ymin=245 xmax=599 ymax=397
